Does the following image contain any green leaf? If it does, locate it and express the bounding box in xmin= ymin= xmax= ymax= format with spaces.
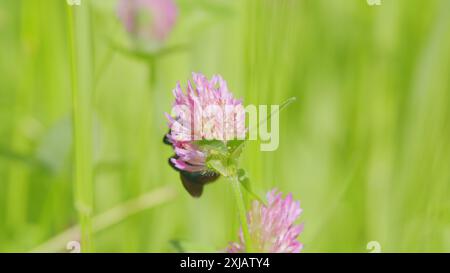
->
xmin=195 ymin=139 xmax=226 ymax=150
xmin=227 ymin=139 xmax=245 ymax=158
xmin=207 ymin=159 xmax=229 ymax=176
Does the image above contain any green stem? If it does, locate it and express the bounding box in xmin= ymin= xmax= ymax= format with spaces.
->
xmin=148 ymin=59 xmax=157 ymax=90
xmin=230 ymin=174 xmax=253 ymax=252
xmin=66 ymin=3 xmax=94 ymax=252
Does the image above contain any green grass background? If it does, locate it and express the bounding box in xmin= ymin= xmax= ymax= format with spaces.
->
xmin=0 ymin=0 xmax=449 ymax=252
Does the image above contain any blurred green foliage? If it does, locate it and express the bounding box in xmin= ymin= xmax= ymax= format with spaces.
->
xmin=0 ymin=0 xmax=449 ymax=252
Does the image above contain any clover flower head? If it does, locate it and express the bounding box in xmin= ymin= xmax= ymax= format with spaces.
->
xmin=227 ymin=189 xmax=304 ymax=253
xmin=118 ymin=0 xmax=178 ymax=44
xmin=165 ymin=73 xmax=245 ymax=174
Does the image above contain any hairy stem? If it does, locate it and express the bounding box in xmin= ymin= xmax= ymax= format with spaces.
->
xmin=230 ymin=174 xmax=253 ymax=252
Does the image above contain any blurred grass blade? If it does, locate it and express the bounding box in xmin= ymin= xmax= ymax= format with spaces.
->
xmin=66 ymin=2 xmax=94 ymax=252
xmin=31 ymin=187 xmax=177 ymax=253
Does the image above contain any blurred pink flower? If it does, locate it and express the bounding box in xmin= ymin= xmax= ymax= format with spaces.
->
xmin=118 ymin=0 xmax=178 ymax=43
xmin=165 ymin=73 xmax=245 ymax=174
xmin=227 ymin=189 xmax=304 ymax=253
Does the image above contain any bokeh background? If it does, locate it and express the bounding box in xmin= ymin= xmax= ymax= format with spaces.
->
xmin=0 ymin=0 xmax=449 ymax=252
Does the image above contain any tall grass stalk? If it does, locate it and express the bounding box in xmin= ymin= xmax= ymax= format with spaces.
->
xmin=66 ymin=3 xmax=94 ymax=252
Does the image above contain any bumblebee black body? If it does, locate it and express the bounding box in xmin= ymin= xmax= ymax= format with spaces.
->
xmin=179 ymin=171 xmax=220 ymax=197
xmin=164 ymin=132 xmax=220 ymax=197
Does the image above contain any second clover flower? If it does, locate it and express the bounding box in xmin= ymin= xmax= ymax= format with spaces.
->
xmin=227 ymin=189 xmax=304 ymax=253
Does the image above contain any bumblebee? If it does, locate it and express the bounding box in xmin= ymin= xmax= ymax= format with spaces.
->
xmin=163 ymin=133 xmax=219 ymax=197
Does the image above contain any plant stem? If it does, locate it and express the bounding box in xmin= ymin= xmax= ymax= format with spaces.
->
xmin=66 ymin=3 xmax=94 ymax=252
xmin=230 ymin=174 xmax=253 ymax=252
xmin=148 ymin=59 xmax=157 ymax=90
